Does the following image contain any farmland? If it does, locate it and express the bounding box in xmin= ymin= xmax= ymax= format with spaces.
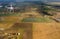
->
xmin=0 ymin=1 xmax=60 ymax=39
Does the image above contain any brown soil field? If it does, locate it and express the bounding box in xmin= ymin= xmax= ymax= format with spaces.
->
xmin=0 ymin=14 xmax=60 ymax=39
xmin=33 ymin=23 xmax=60 ymax=39
xmin=0 ymin=22 xmax=60 ymax=39
xmin=0 ymin=23 xmax=33 ymax=39
xmin=0 ymin=23 xmax=13 ymax=29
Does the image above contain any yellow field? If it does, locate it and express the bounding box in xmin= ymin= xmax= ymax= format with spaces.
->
xmin=33 ymin=23 xmax=60 ymax=39
xmin=0 ymin=11 xmax=60 ymax=39
xmin=0 ymin=23 xmax=13 ymax=29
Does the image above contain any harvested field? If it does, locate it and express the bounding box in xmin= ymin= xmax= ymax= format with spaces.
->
xmin=0 ymin=23 xmax=33 ymax=39
xmin=33 ymin=23 xmax=60 ymax=39
xmin=0 ymin=22 xmax=60 ymax=39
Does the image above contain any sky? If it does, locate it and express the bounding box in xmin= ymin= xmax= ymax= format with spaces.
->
xmin=16 ymin=0 xmax=60 ymax=2
xmin=0 ymin=0 xmax=60 ymax=2
xmin=16 ymin=0 xmax=40 ymax=1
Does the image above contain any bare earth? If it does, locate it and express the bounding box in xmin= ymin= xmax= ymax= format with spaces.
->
xmin=0 ymin=12 xmax=60 ymax=39
xmin=33 ymin=23 xmax=60 ymax=39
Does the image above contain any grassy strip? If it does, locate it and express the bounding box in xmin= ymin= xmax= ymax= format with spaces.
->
xmin=0 ymin=13 xmax=21 ymax=16
xmin=21 ymin=17 xmax=52 ymax=22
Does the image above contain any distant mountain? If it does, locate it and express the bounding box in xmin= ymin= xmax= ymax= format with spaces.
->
xmin=46 ymin=0 xmax=60 ymax=2
xmin=0 ymin=0 xmax=16 ymax=6
xmin=0 ymin=1 xmax=46 ymax=8
xmin=0 ymin=0 xmax=16 ymax=2
xmin=15 ymin=1 xmax=46 ymax=8
xmin=23 ymin=1 xmax=45 ymax=5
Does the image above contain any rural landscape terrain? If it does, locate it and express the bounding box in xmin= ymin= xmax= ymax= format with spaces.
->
xmin=0 ymin=0 xmax=60 ymax=39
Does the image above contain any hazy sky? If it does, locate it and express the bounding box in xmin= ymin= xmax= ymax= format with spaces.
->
xmin=16 ymin=0 xmax=60 ymax=2
xmin=16 ymin=0 xmax=41 ymax=1
xmin=0 ymin=0 xmax=60 ymax=2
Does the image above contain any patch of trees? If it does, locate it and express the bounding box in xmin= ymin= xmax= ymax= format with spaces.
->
xmin=37 ymin=5 xmax=57 ymax=16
